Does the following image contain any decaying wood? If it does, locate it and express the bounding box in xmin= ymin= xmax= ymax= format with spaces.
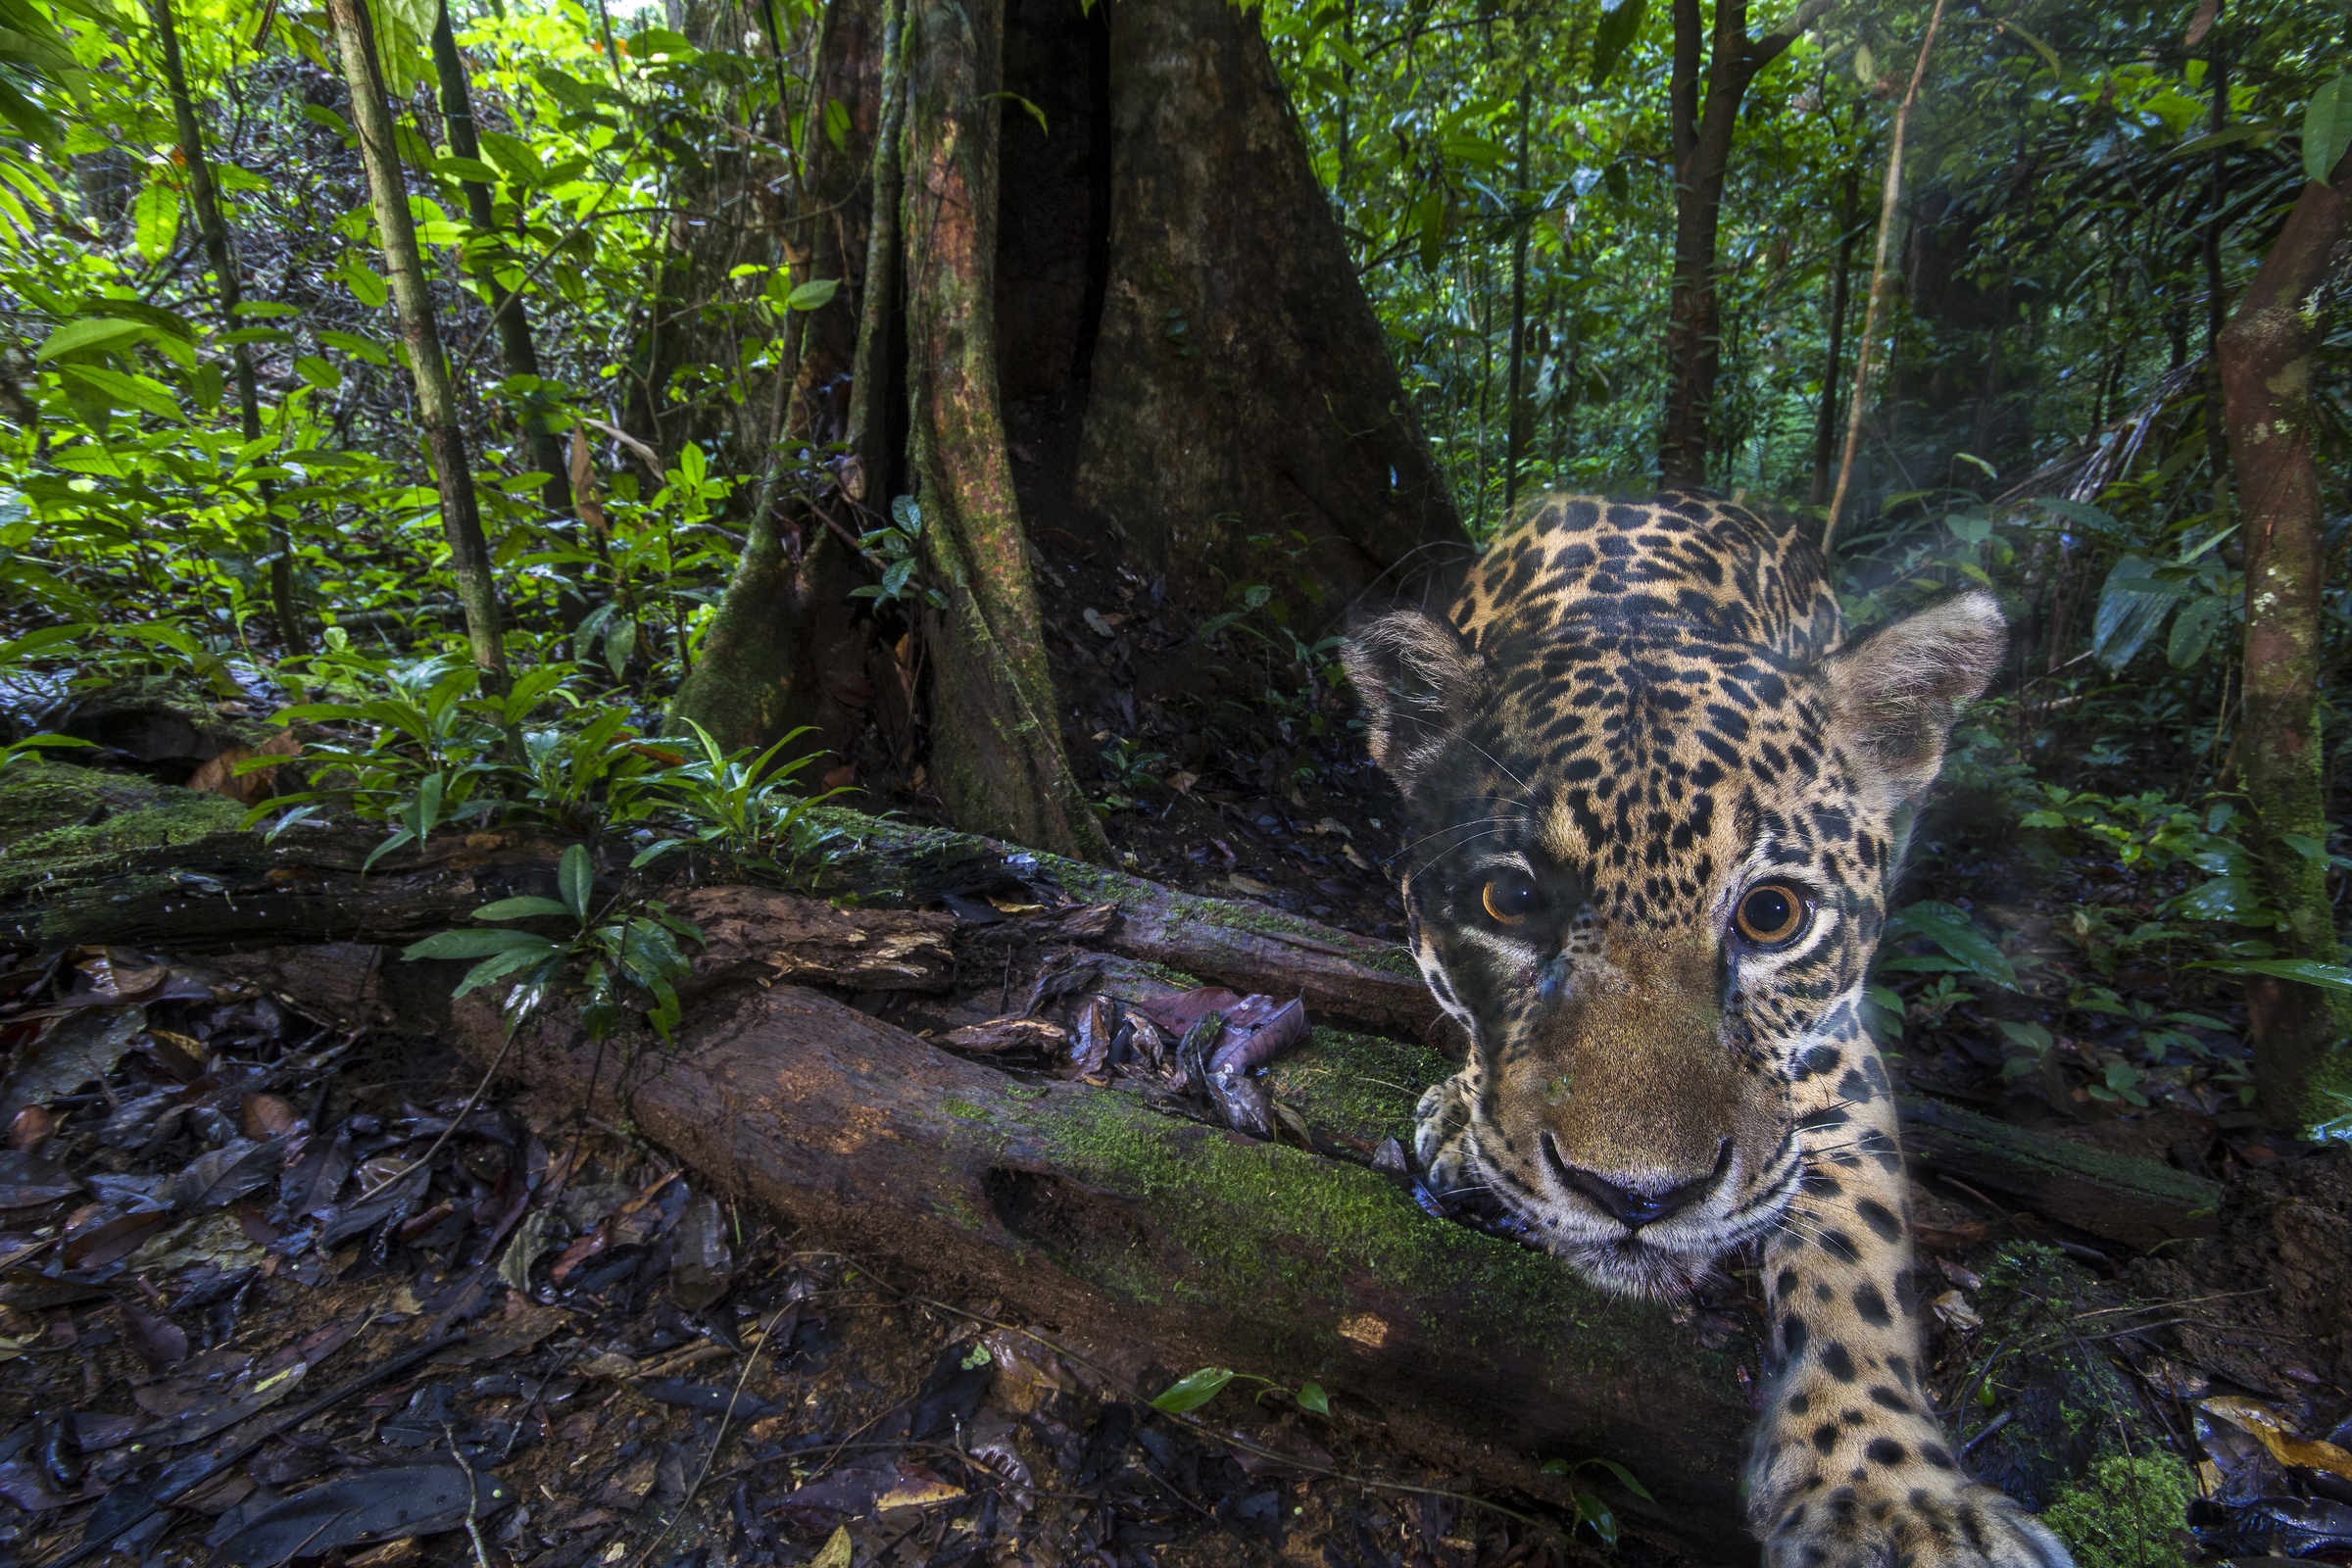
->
xmin=668 ymin=886 xmax=957 ymax=996
xmin=2 ymin=766 xmax=2227 ymax=1252
xmin=445 ymin=974 xmax=1758 ymax=1553
xmin=1898 ymin=1098 xmax=2221 ymax=1251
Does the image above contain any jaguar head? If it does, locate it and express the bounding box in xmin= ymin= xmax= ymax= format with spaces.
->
xmin=1344 ymin=592 xmax=2004 ymax=1298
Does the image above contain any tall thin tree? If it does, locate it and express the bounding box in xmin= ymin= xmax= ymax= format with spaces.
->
xmin=325 ymin=0 xmax=507 ymax=685
xmin=152 ymin=0 xmax=302 ymax=650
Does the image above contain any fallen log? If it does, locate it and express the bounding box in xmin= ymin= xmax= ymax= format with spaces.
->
xmin=1898 ymin=1097 xmax=2222 ymax=1250
xmin=445 ymin=973 xmax=1760 ymax=1554
xmin=2 ymin=762 xmax=2220 ymax=1257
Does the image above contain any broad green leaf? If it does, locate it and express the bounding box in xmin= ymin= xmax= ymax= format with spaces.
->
xmin=54 ymin=363 xmax=179 ymax=420
xmin=402 ymin=927 xmax=557 ymax=960
xmin=2091 ymin=556 xmax=2186 ymax=672
xmin=2188 ymin=958 xmax=2352 ymax=992
xmin=1884 ymin=902 xmax=2016 ymax=990
xmin=2305 ymin=74 xmax=2352 ymax=185
xmin=1995 ymin=1020 xmax=2053 ymax=1055
xmin=336 ymin=261 xmax=390 ymax=309
xmin=318 ymin=330 xmax=392 ymax=368
xmin=132 ymin=175 xmax=181 ymax=262
xmin=1149 ymin=1367 xmax=1237 ymax=1414
xmin=1296 ymin=1381 xmax=1330 ymax=1416
xmin=1581 ymin=1457 xmax=1653 ymax=1501
xmin=36 ymin=316 xmax=149 ymax=362
xmin=452 ymin=945 xmax=560 ymax=1000
xmin=558 ymin=842 xmax=594 ymax=923
xmin=2167 ymin=593 xmax=2226 ymax=668
xmin=786 ymin=278 xmax=840 ymax=311
xmin=2173 ymin=876 xmax=2274 ymax=924
xmin=476 ymin=128 xmax=543 ymax=187
xmin=435 ymin=154 xmax=501 ymax=185
xmin=472 ymin=896 xmax=573 ymax=920
xmin=293 ymin=355 xmax=342 ymax=391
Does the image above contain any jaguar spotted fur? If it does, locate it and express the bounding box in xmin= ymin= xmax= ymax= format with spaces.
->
xmin=1343 ymin=492 xmax=2072 ymax=1568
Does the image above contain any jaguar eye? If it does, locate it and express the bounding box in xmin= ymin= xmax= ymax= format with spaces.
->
xmin=1481 ymin=870 xmax=1540 ymax=927
xmin=1734 ymin=882 xmax=1811 ymax=948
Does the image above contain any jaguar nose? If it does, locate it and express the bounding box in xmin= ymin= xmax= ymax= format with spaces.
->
xmin=1542 ymin=1134 xmax=1731 ymax=1229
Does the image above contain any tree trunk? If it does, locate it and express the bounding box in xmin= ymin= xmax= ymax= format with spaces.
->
xmin=153 ymin=0 xmax=301 ymax=652
xmin=664 ymin=0 xmax=881 ymax=760
xmin=2217 ymin=147 xmax=2352 ymax=1130
xmin=428 ymin=0 xmax=578 ymax=628
xmin=1808 ymin=153 xmax=1862 ymax=509
xmin=1074 ymin=0 xmax=1463 ymax=613
xmin=324 ymin=0 xmax=506 ymax=685
xmin=1656 ymin=0 xmax=1824 ymax=490
xmin=902 ymin=0 xmax=1106 ymax=861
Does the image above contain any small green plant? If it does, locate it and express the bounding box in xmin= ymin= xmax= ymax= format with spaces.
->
xmin=849 ymin=496 xmax=948 ymax=611
xmin=1537 ymin=1455 xmax=1653 ymax=1548
xmin=400 ymin=841 xmax=701 ymax=1041
xmin=2039 ymin=1451 xmax=2194 ymax=1568
xmin=627 ymin=718 xmax=844 ymax=880
xmin=1148 ymin=1365 xmax=1330 ymax=1418
xmin=1096 ymin=733 xmax=1168 ymax=809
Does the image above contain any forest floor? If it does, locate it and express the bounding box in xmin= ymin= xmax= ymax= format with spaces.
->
xmin=4 ymin=428 xmax=2352 ymax=1565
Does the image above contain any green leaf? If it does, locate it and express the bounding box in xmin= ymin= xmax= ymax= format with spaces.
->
xmin=402 ymin=927 xmax=558 ymax=960
xmin=1149 ymin=1367 xmax=1237 ymax=1414
xmin=2174 ymin=876 xmax=2273 ymax=924
xmin=293 ymin=355 xmax=343 ymax=391
xmin=472 ymin=896 xmax=573 ymax=921
xmin=1885 ymin=902 xmax=2016 ymax=990
xmin=452 ymin=944 xmax=560 ymax=1001
xmin=2188 ymin=958 xmax=2352 ymax=993
xmin=1995 ymin=1020 xmax=2053 ymax=1055
xmin=2305 ymin=74 xmax=2352 ymax=185
xmin=318 ymin=329 xmax=392 ymax=368
xmin=435 ymin=154 xmax=501 ymax=185
xmin=1582 ymin=1457 xmax=1652 ymax=1501
xmin=132 ymin=174 xmax=181 ymax=262
xmin=558 ymin=842 xmax=595 ymax=923
xmin=54 ymin=363 xmax=180 ymax=420
xmin=1295 ymin=1381 xmax=1330 ymax=1416
xmin=336 ymin=261 xmax=390 ymax=309
xmin=35 ymin=316 xmax=149 ymax=363
xmin=476 ymin=128 xmax=543 ymax=187
xmin=785 ymin=278 xmax=840 ymax=311
xmin=2091 ymin=557 xmax=2187 ymax=672
xmin=1588 ymin=0 xmax=1646 ymax=87
xmin=2167 ymin=594 xmax=2226 ymax=668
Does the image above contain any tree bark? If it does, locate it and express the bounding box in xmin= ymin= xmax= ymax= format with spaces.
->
xmin=1074 ymin=0 xmax=1464 ymax=614
xmin=324 ymin=0 xmax=506 ymax=684
xmin=902 ymin=0 xmax=1107 ymax=861
xmin=428 ymin=0 xmax=577 ymax=623
xmin=2217 ymin=147 xmax=2352 ymax=1130
xmin=664 ymin=0 xmax=881 ymax=760
xmin=153 ymin=0 xmax=301 ymax=653
xmin=1808 ymin=150 xmax=1862 ymax=509
xmin=1655 ymin=0 xmax=1828 ymax=490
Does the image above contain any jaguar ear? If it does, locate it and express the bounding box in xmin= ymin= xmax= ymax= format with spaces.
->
xmin=1342 ymin=608 xmax=1482 ymax=786
xmin=1823 ymin=590 xmax=2006 ymax=800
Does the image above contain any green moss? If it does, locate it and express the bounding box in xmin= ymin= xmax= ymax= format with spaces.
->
xmin=941 ymin=1094 xmax=995 ymax=1122
xmin=1016 ymin=1088 xmax=1684 ymax=1384
xmin=0 ymin=759 xmax=200 ymax=842
xmin=2041 ymin=1454 xmax=2194 ymax=1568
xmin=1266 ymin=1027 xmax=1454 ymax=1146
xmin=6 ymin=791 xmax=246 ymax=864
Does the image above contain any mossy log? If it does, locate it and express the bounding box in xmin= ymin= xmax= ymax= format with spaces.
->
xmin=2 ymin=762 xmax=2220 ymax=1251
xmin=446 ymin=975 xmax=1759 ymax=1554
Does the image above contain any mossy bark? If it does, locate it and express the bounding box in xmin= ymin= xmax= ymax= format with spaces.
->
xmin=666 ymin=0 xmax=879 ymax=758
xmin=902 ymin=0 xmax=1106 ymax=862
xmin=2217 ymin=149 xmax=2352 ymax=1130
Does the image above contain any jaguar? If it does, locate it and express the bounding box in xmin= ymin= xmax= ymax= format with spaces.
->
xmin=1342 ymin=492 xmax=2071 ymax=1567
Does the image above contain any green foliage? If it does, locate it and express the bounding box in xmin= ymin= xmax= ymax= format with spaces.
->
xmin=848 ymin=496 xmax=947 ymax=612
xmin=401 ymin=840 xmax=703 ymax=1041
xmin=2040 ymin=1452 xmax=2195 ymax=1568
xmin=626 ymin=719 xmax=845 ymax=880
xmin=1536 ymin=1454 xmax=1653 ymax=1548
xmin=1146 ymin=1365 xmax=1331 ymax=1418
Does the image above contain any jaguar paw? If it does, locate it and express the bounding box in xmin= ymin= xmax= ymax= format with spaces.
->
xmin=1411 ymin=1072 xmax=1481 ymax=1197
xmin=1763 ymin=1481 xmax=2073 ymax=1568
